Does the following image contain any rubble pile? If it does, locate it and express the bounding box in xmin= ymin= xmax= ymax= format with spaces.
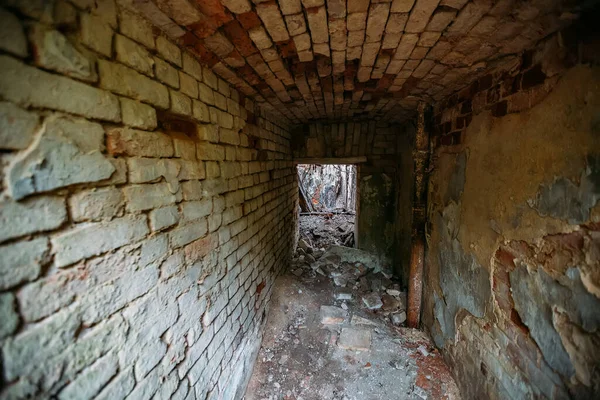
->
xmin=291 ymin=241 xmax=408 ymax=327
xmin=298 ymin=214 xmax=355 ymax=249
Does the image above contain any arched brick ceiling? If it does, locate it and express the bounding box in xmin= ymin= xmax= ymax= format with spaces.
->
xmin=129 ymin=0 xmax=581 ymax=124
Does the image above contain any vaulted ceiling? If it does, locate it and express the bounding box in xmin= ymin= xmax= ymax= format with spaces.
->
xmin=129 ymin=0 xmax=581 ymax=124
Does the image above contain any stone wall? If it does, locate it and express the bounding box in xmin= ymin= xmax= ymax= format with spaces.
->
xmin=291 ymin=121 xmax=415 ymax=280
xmin=423 ymin=27 xmax=600 ymax=398
xmin=0 ymin=1 xmax=296 ymax=399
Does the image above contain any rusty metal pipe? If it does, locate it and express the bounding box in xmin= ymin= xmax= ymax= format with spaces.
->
xmin=407 ymin=236 xmax=424 ymax=328
xmin=407 ymin=101 xmax=429 ymax=329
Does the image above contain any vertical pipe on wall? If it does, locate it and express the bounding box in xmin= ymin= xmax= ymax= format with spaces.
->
xmin=407 ymin=102 xmax=430 ymax=328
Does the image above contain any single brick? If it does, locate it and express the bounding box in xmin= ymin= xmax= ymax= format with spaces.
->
xmin=0 ymin=293 xmax=19 ymax=339
xmin=149 ymin=205 xmax=180 ymax=231
xmin=0 ymin=8 xmax=28 ymax=57
xmin=30 ymin=25 xmax=97 ymax=82
xmin=0 ymin=56 xmax=120 ymax=122
xmin=69 ymin=187 xmax=124 ymax=222
xmin=199 ymin=82 xmax=215 ymax=105
xmin=193 ymin=100 xmax=211 ymax=123
xmin=182 ymin=52 xmax=203 ymax=81
xmin=197 ymin=142 xmax=226 ymax=161
xmin=170 ymin=89 xmax=192 ymax=116
xmin=123 ymin=183 xmax=182 ymax=212
xmin=52 ymin=214 xmax=149 ymax=267
xmin=155 ymin=57 xmax=180 ymax=88
xmin=120 ymin=9 xmax=155 ymax=49
xmin=0 ymin=102 xmax=39 ymax=150
xmin=0 ymin=196 xmax=66 ymax=244
xmin=98 ymin=59 xmax=169 ymax=108
xmin=107 ymin=127 xmax=174 ymax=157
xmin=181 ymin=199 xmax=213 ymax=223
xmin=80 ymin=13 xmax=113 ymax=57
xmin=115 ymin=34 xmax=154 ymax=76
xmin=179 ymin=72 xmax=199 ymax=98
xmin=169 ymin=219 xmax=208 ymax=248
xmin=120 ymin=98 xmax=157 ymax=130
xmin=0 ymin=237 xmax=49 ymax=290
xmin=7 ymin=114 xmax=116 ymax=200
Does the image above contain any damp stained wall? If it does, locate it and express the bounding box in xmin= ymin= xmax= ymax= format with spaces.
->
xmin=423 ymin=40 xmax=600 ymax=399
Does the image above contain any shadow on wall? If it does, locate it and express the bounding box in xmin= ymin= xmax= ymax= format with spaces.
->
xmin=424 ymin=57 xmax=600 ymax=398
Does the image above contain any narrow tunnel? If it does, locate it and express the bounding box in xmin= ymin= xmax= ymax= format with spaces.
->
xmin=0 ymin=0 xmax=599 ymax=399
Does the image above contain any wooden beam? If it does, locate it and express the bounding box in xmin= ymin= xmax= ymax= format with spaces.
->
xmin=293 ymin=156 xmax=367 ymax=165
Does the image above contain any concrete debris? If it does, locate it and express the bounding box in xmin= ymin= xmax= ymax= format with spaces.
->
xmin=334 ymin=291 xmax=352 ymax=300
xmin=337 ymin=327 xmax=372 ymax=351
xmin=362 ymin=293 xmax=383 ymax=310
xmin=391 ymin=311 xmax=407 ymax=326
xmin=320 ymin=305 xmax=347 ymax=325
xmin=351 ymin=315 xmax=378 ymax=326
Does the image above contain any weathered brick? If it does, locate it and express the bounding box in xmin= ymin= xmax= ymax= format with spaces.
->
xmin=170 ymin=89 xmax=192 ymax=116
xmin=391 ymin=0 xmax=416 ymax=12
xmin=426 ymin=9 xmax=456 ymax=31
xmin=197 ymin=141 xmax=226 ymax=161
xmin=193 ymin=100 xmax=211 ymax=123
xmin=169 ymin=219 xmax=209 ymax=248
xmin=120 ymin=9 xmax=155 ymax=49
xmin=80 ymin=13 xmax=113 ymax=57
xmin=120 ymin=98 xmax=158 ymax=130
xmin=156 ymin=36 xmax=182 ymax=67
xmin=183 ymin=52 xmax=203 ymax=81
xmin=446 ymin=0 xmax=492 ymax=36
xmin=52 ymin=214 xmax=149 ymax=267
xmin=0 ymin=102 xmax=39 ymax=150
xmin=180 ymin=72 xmax=199 ymax=98
xmin=0 ymin=293 xmax=19 ymax=339
xmin=30 ymin=25 xmax=97 ymax=82
xmin=107 ymin=127 xmax=174 ymax=157
xmin=365 ymin=3 xmax=390 ymax=43
xmin=0 ymin=237 xmax=49 ymax=290
xmin=123 ymin=183 xmax=182 ymax=212
xmin=7 ymin=115 xmax=115 ymax=200
xmin=203 ymin=66 xmax=219 ymax=89
xmin=256 ymin=2 xmax=290 ymax=42
xmin=58 ymin=353 xmax=118 ymax=400
xmin=181 ymin=199 xmax=213 ymax=223
xmin=0 ymin=8 xmax=28 ymax=58
xmin=99 ymin=59 xmax=169 ymax=108
xmin=115 ymin=34 xmax=154 ymax=76
xmin=405 ymin=0 xmax=440 ymax=33
xmin=306 ymin=6 xmax=328 ymax=44
xmin=0 ymin=56 xmax=120 ymax=122
xmin=149 ymin=205 xmax=180 ymax=231
xmin=155 ymin=56 xmax=180 ymax=88
xmin=69 ymin=187 xmax=124 ymax=222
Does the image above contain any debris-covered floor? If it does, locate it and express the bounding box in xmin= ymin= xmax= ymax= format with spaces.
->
xmin=245 ymin=242 xmax=461 ymax=400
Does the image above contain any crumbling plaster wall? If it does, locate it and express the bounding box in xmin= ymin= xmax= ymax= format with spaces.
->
xmin=0 ymin=1 xmax=297 ymax=399
xmin=291 ymin=121 xmax=412 ymax=278
xmin=423 ymin=29 xmax=600 ymax=399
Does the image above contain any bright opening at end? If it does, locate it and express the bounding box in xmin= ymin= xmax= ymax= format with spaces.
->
xmin=297 ymin=164 xmax=357 ymax=249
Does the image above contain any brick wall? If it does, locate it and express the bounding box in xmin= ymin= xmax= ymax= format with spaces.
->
xmin=423 ymin=23 xmax=600 ymax=399
xmin=291 ymin=120 xmax=416 ymax=281
xmin=0 ymin=1 xmax=297 ymax=399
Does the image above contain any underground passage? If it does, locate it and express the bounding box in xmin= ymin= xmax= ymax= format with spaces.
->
xmin=0 ymin=0 xmax=599 ymax=399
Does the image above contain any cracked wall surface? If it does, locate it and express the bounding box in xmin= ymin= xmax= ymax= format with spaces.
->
xmin=0 ymin=1 xmax=297 ymax=399
xmin=423 ymin=24 xmax=600 ymax=398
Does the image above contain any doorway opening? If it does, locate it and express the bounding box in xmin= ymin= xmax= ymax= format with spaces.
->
xmin=297 ymin=164 xmax=357 ymax=251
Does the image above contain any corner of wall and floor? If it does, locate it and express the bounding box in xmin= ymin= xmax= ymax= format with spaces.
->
xmin=0 ymin=2 xmax=298 ymax=399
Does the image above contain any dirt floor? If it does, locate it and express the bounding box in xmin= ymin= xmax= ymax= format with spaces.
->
xmin=244 ymin=242 xmax=461 ymax=400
